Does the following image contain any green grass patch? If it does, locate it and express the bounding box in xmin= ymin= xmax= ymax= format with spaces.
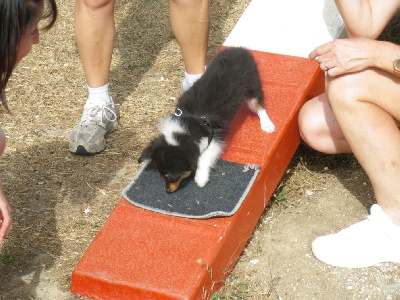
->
xmin=0 ymin=252 xmax=16 ymax=264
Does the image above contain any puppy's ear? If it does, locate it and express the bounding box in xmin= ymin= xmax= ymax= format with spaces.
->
xmin=138 ymin=136 xmax=163 ymax=163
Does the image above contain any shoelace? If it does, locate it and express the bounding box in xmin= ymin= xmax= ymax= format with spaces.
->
xmin=80 ymin=105 xmax=117 ymax=127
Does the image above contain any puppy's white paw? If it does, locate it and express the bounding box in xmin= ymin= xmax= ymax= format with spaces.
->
xmin=259 ymin=110 xmax=275 ymax=133
xmin=261 ymin=118 xmax=275 ymax=133
xmin=195 ymin=168 xmax=210 ymax=187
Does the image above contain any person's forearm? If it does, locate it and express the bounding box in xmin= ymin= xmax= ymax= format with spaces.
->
xmin=335 ymin=0 xmax=400 ymax=39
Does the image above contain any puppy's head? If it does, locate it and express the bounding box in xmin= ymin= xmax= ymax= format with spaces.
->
xmin=139 ymin=136 xmax=197 ymax=193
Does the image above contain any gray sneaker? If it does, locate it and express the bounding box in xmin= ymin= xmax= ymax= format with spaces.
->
xmin=69 ymin=103 xmax=118 ymax=155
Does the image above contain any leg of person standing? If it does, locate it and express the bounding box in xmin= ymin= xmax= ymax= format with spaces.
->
xmin=170 ymin=0 xmax=209 ymax=91
xmin=69 ymin=0 xmax=118 ymax=155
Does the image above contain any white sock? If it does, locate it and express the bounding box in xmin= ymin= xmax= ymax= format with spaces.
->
xmin=184 ymin=70 xmax=205 ymax=86
xmin=86 ymin=83 xmax=112 ymax=107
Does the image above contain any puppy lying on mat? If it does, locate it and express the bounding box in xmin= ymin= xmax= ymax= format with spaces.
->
xmin=139 ymin=47 xmax=275 ymax=193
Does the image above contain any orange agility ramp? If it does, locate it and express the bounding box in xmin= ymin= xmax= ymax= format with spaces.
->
xmin=70 ymin=50 xmax=324 ymax=299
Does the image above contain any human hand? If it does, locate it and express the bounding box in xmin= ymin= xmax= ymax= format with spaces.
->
xmin=0 ymin=192 xmax=12 ymax=244
xmin=309 ymin=38 xmax=377 ymax=77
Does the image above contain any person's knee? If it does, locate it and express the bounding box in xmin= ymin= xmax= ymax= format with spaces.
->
xmin=298 ymin=95 xmax=345 ymax=154
xmin=78 ymin=0 xmax=114 ymax=11
xmin=326 ymin=73 xmax=366 ymax=111
xmin=298 ymin=101 xmax=325 ymax=150
xmin=0 ymin=128 xmax=6 ymax=156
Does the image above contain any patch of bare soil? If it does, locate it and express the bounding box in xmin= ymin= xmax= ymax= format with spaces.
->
xmin=216 ymin=146 xmax=400 ymax=299
xmin=0 ymin=1 xmax=399 ymax=299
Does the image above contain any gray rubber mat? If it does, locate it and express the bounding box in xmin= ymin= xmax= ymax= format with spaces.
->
xmin=122 ymin=160 xmax=260 ymax=219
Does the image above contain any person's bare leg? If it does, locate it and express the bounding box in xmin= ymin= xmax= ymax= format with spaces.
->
xmin=306 ymin=69 xmax=400 ymax=268
xmin=70 ymin=0 xmax=118 ymax=155
xmin=170 ymin=0 xmax=209 ymax=90
xmin=74 ymin=0 xmax=115 ymax=88
xmin=326 ymin=69 xmax=400 ymax=224
xmin=299 ymin=92 xmax=351 ymax=154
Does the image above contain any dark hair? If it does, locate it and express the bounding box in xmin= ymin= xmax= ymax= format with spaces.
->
xmin=0 ymin=0 xmax=57 ymax=111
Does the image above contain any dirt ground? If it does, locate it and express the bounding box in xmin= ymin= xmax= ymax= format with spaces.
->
xmin=0 ymin=0 xmax=400 ymax=299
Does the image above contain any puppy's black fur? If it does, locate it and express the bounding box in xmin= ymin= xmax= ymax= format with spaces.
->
xmin=139 ymin=47 xmax=274 ymax=193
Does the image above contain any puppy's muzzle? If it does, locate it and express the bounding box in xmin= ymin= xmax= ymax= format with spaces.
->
xmin=165 ymin=181 xmax=181 ymax=193
xmin=164 ymin=171 xmax=192 ymax=193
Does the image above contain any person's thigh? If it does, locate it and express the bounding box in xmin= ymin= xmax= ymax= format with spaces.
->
xmin=327 ymin=69 xmax=400 ymax=122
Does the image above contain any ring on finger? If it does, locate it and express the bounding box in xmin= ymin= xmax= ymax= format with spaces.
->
xmin=324 ymin=60 xmax=329 ymax=70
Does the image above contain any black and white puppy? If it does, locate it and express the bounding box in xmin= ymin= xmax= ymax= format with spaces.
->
xmin=138 ymin=47 xmax=275 ymax=193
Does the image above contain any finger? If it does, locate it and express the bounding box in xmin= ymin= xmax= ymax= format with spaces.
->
xmin=309 ymin=41 xmax=333 ymax=60
xmin=0 ymin=216 xmax=12 ymax=243
xmin=317 ymin=59 xmax=329 ymax=71
xmin=0 ymin=222 xmax=5 ymax=244
xmin=326 ymin=66 xmax=343 ymax=78
xmin=308 ymin=49 xmax=318 ymax=60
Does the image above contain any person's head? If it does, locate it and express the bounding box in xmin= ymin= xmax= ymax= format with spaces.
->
xmin=0 ymin=0 xmax=57 ymax=110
